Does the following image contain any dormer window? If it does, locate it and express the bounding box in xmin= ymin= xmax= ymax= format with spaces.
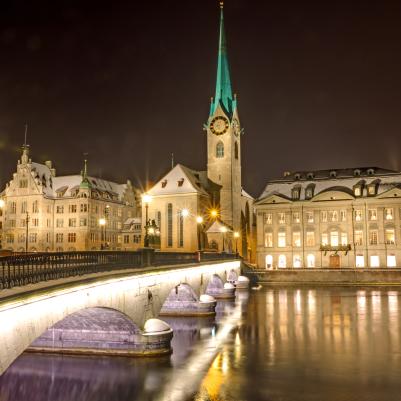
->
xmin=307 ymin=172 xmax=314 ymax=180
xmin=367 ymin=185 xmax=376 ymax=196
xmin=305 ymin=184 xmax=315 ymax=200
xmin=354 ymin=169 xmax=361 ymax=177
xmin=178 ymin=178 xmax=184 ymax=187
xmin=161 ymin=180 xmax=167 ymax=188
xmin=294 ymin=173 xmax=301 ymax=181
xmin=367 ymin=168 xmax=375 ymax=176
xmin=292 ymin=187 xmax=300 ymax=200
xmin=354 ymin=187 xmax=361 ymax=197
xmin=330 ymin=171 xmax=337 ymax=178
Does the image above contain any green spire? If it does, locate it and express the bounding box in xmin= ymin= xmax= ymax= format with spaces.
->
xmin=80 ymin=158 xmax=91 ymax=189
xmin=210 ymin=2 xmax=236 ymax=117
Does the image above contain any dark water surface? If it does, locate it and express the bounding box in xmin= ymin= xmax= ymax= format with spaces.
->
xmin=1 ymin=287 xmax=401 ymax=401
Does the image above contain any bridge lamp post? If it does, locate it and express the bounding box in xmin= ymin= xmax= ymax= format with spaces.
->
xmin=25 ymin=212 xmax=30 ymax=254
xmin=0 ymin=199 xmax=4 ymax=250
xmin=220 ymin=226 xmax=227 ymax=253
xmin=99 ymin=218 xmax=106 ymax=250
xmin=234 ymin=231 xmax=240 ymax=255
xmin=196 ymin=216 xmax=204 ymax=251
xmin=210 ymin=209 xmax=218 ymax=219
xmin=142 ymin=193 xmax=152 ymax=248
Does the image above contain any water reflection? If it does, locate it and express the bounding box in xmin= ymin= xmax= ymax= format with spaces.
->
xmin=195 ymin=287 xmax=401 ymax=401
xmin=2 ymin=287 xmax=401 ymax=401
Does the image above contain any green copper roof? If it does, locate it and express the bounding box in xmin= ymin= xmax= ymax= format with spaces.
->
xmin=80 ymin=159 xmax=91 ymax=189
xmin=210 ymin=7 xmax=236 ymax=117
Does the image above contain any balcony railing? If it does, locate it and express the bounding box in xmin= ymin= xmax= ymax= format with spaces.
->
xmin=0 ymin=250 xmax=239 ymax=290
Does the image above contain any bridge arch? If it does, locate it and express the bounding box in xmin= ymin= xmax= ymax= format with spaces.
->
xmin=0 ymin=260 xmax=240 ymax=373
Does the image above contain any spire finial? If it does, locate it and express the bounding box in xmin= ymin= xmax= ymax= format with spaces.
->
xmin=24 ymin=123 xmax=28 ymax=147
xmin=83 ymin=153 xmax=88 ymax=179
xmin=171 ymin=153 xmax=174 ymax=170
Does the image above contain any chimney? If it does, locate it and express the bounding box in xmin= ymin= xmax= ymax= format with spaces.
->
xmin=283 ymin=171 xmax=291 ymax=177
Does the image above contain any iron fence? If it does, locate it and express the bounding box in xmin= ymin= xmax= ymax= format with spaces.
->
xmin=0 ymin=250 xmax=239 ymax=290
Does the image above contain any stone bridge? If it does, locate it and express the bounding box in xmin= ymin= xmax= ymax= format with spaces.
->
xmin=0 ymin=259 xmax=241 ymax=374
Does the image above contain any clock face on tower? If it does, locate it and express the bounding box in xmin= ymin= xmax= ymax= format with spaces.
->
xmin=210 ymin=116 xmax=229 ymax=135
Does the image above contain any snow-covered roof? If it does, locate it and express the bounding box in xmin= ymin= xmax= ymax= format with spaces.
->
xmin=258 ymin=167 xmax=401 ymax=202
xmin=30 ymin=162 xmax=128 ymax=200
xmin=148 ymin=164 xmax=218 ymax=197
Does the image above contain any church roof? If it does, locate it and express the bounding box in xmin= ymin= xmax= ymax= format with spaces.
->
xmin=148 ymin=164 xmax=218 ymax=197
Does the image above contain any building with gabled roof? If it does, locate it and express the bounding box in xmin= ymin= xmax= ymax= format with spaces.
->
xmin=0 ymin=145 xmax=140 ymax=252
xmin=143 ymin=4 xmax=255 ymax=259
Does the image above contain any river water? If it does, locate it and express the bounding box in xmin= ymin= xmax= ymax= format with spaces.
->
xmin=1 ymin=286 xmax=401 ymax=401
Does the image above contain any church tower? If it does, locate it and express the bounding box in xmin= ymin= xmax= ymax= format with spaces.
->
xmin=207 ymin=2 xmax=242 ymax=232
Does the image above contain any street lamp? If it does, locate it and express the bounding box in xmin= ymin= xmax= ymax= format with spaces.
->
xmin=181 ymin=208 xmax=190 ymax=218
xmin=234 ymin=231 xmax=240 ymax=254
xmin=196 ymin=216 xmax=204 ymax=251
xmin=220 ymin=226 xmax=227 ymax=252
xmin=99 ymin=218 xmax=106 ymax=249
xmin=0 ymin=199 xmax=4 ymax=250
xmin=25 ymin=212 xmax=30 ymax=254
xmin=210 ymin=209 xmax=218 ymax=219
xmin=142 ymin=193 xmax=152 ymax=247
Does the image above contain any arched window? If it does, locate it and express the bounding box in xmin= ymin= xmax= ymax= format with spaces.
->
xmin=167 ymin=203 xmax=173 ymax=247
xmin=235 ymin=141 xmax=239 ymax=159
xmin=265 ymin=255 xmax=273 ymax=269
xmin=216 ymin=141 xmax=224 ymax=158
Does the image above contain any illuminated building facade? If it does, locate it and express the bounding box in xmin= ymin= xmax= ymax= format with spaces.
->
xmin=0 ymin=145 xmax=140 ymax=252
xmin=255 ymin=167 xmax=401 ymax=268
xmin=143 ymin=4 xmax=255 ymax=259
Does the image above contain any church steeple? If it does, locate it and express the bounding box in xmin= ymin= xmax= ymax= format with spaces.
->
xmin=210 ymin=2 xmax=236 ymax=117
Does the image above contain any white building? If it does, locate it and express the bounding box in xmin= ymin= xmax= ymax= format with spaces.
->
xmin=255 ymin=167 xmax=401 ymax=269
xmin=0 ymin=145 xmax=140 ymax=253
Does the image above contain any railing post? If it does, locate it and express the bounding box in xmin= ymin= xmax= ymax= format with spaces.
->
xmin=140 ymin=248 xmax=155 ymax=267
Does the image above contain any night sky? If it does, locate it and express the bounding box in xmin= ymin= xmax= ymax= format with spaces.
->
xmin=1 ymin=0 xmax=401 ymax=198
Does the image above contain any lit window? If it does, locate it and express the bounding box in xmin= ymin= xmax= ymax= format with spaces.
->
xmin=278 ymin=255 xmax=286 ymax=268
xmin=306 ymin=212 xmax=314 ymax=223
xmin=306 ymin=231 xmax=315 ymax=246
xmin=368 ymin=209 xmax=377 ymax=221
xmin=293 ymin=212 xmax=300 ymax=223
xmin=385 ymin=229 xmax=395 ymax=245
xmin=278 ymin=213 xmax=285 ymax=224
xmin=293 ymin=232 xmax=301 ymax=247
xmin=292 ymin=189 xmax=300 ymax=200
xmin=264 ymin=232 xmax=273 ymax=248
xmin=329 ymin=211 xmax=338 ymax=222
xmin=321 ymin=211 xmax=327 ymax=222
xmin=307 ymin=254 xmax=315 ymax=268
xmin=370 ymin=255 xmax=380 ymax=267
xmin=293 ymin=255 xmax=302 ymax=268
xmin=341 ymin=233 xmax=348 ymax=246
xmin=321 ymin=233 xmax=328 ymax=246
xmin=368 ymin=185 xmax=376 ymax=196
xmin=385 ymin=208 xmax=394 ymax=220
xmin=356 ymin=255 xmax=365 ymax=268
xmin=216 ymin=142 xmax=224 ymax=158
xmin=354 ymin=187 xmax=361 ymax=197
xmin=355 ymin=230 xmax=363 ymax=246
xmin=369 ymin=230 xmax=378 ymax=245
xmin=330 ymin=231 xmax=339 ymax=246
xmin=340 ymin=210 xmax=347 ymax=222
xmin=355 ymin=210 xmax=362 ymax=221
xmin=265 ymin=255 xmax=273 ymax=269
xmin=265 ymin=213 xmax=272 ymax=224
xmin=278 ymin=232 xmax=286 ymax=247
xmin=387 ymin=255 xmax=397 ymax=267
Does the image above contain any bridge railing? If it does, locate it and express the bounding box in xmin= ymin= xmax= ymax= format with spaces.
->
xmin=0 ymin=250 xmax=239 ymax=290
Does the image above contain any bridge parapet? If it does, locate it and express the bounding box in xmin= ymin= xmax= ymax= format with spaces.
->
xmin=0 ymin=250 xmax=238 ymax=290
